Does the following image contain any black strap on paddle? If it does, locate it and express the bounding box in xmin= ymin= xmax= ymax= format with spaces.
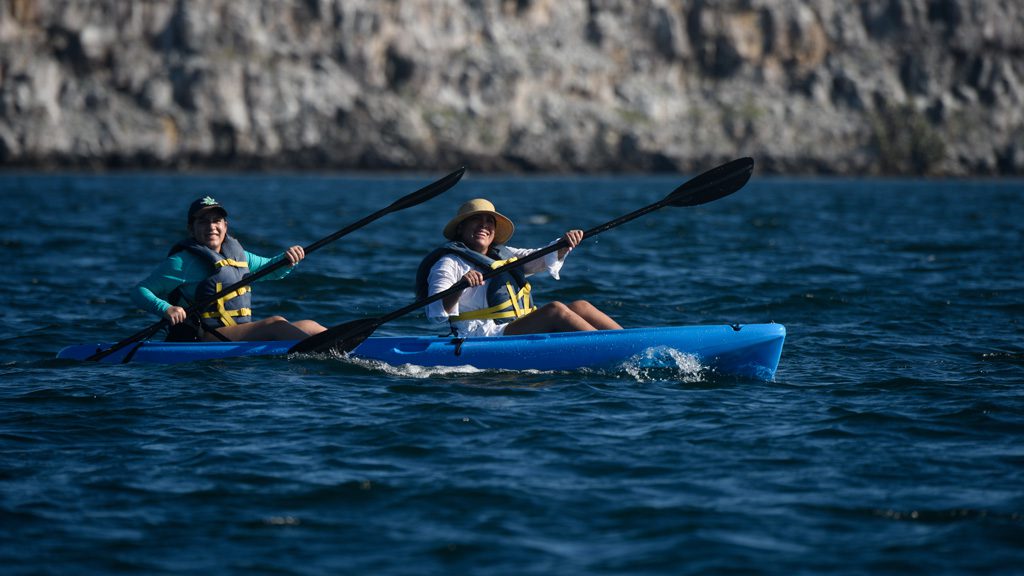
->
xmin=85 ymin=167 xmax=466 ymax=362
xmin=290 ymin=157 xmax=755 ymax=356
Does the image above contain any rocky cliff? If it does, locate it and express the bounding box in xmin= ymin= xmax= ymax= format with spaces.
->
xmin=1 ymin=0 xmax=1021 ymax=175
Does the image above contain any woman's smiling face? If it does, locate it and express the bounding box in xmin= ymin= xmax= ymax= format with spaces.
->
xmin=191 ymin=213 xmax=227 ymax=252
xmin=458 ymin=213 xmax=496 ymax=253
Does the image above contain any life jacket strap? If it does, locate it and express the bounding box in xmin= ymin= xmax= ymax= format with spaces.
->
xmin=199 ymin=282 xmax=253 ymax=327
xmin=217 ymin=285 xmax=251 ymax=300
xmin=490 ymin=256 xmax=518 ymax=269
xmin=200 ymin=308 xmax=253 ymax=325
xmin=450 ymin=282 xmax=535 ymax=322
xmin=506 ymin=281 xmax=534 ymax=317
xmin=215 ymin=258 xmax=249 ymax=269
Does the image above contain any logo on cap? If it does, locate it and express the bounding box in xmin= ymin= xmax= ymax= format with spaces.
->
xmin=201 ymin=196 xmax=218 ymax=206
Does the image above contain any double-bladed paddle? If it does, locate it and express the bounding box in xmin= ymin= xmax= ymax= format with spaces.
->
xmin=85 ymin=167 xmax=466 ymax=362
xmin=290 ymin=157 xmax=755 ymax=356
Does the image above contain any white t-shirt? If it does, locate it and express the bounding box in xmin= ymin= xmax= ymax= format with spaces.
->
xmin=425 ymin=243 xmax=567 ymax=337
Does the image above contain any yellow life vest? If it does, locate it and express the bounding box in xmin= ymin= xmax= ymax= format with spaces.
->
xmin=415 ymin=242 xmax=536 ymax=325
xmin=168 ymin=236 xmax=253 ymax=328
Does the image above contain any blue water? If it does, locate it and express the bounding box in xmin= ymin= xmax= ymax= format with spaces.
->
xmin=1 ymin=169 xmax=1022 ymax=574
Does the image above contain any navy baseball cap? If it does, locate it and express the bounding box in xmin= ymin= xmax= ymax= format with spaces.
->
xmin=187 ymin=196 xmax=228 ymax=225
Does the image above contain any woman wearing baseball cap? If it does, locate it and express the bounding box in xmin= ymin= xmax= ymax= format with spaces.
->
xmin=130 ymin=196 xmax=326 ymax=342
xmin=414 ymin=198 xmax=621 ymax=338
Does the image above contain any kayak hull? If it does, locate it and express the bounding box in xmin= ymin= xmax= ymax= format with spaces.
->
xmin=57 ymin=324 xmax=786 ymax=380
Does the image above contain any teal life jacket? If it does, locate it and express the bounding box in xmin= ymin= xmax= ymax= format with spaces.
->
xmin=415 ymin=241 xmax=536 ymax=326
xmin=168 ymin=236 xmax=252 ymax=329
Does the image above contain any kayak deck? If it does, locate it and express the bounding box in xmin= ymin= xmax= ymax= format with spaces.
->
xmin=57 ymin=324 xmax=786 ymax=380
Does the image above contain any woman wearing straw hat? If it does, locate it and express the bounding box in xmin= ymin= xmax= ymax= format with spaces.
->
xmin=415 ymin=198 xmax=621 ymax=337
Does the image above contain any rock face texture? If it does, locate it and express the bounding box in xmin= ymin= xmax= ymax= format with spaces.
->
xmin=1 ymin=0 xmax=1021 ymax=175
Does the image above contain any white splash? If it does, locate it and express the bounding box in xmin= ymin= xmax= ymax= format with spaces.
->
xmin=619 ymin=346 xmax=705 ymax=383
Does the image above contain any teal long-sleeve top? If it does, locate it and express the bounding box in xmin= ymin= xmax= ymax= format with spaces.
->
xmin=131 ymin=248 xmax=295 ymax=319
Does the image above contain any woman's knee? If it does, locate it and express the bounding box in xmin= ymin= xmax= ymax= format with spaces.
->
xmin=544 ymin=301 xmax=594 ymax=328
xmin=293 ymin=319 xmax=327 ymax=334
xmin=568 ymin=300 xmax=595 ymax=313
xmin=542 ymin=301 xmax=574 ymax=319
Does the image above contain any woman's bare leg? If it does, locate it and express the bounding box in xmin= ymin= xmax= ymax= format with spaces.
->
xmin=567 ymin=300 xmax=622 ymax=330
xmin=503 ymin=302 xmax=597 ymax=335
xmin=292 ymin=319 xmax=327 ymax=335
xmin=204 ymin=316 xmax=324 ymax=341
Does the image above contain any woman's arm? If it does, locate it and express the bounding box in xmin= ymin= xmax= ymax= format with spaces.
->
xmin=130 ymin=255 xmax=188 ymax=320
xmin=511 ymin=229 xmax=582 ymax=279
xmin=425 ymin=256 xmax=471 ymax=321
xmin=246 ymin=246 xmax=302 ymax=281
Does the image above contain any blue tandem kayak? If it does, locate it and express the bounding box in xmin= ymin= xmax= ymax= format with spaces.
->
xmin=57 ymin=324 xmax=785 ymax=380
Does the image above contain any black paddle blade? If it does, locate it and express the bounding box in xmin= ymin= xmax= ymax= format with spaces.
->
xmin=84 ymin=322 xmax=165 ymax=362
xmin=288 ymin=317 xmax=382 ymax=355
xmin=666 ymin=157 xmax=754 ymax=207
xmin=387 ymin=167 xmax=466 ymax=212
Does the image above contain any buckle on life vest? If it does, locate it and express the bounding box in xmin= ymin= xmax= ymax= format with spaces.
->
xmin=449 ymin=282 xmax=535 ymax=322
xmin=200 ymin=282 xmax=252 ymax=327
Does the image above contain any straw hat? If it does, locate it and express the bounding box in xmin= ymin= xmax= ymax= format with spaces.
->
xmin=443 ymin=198 xmax=515 ymax=244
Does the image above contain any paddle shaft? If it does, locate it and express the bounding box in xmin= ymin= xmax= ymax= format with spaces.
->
xmin=85 ymin=168 xmax=465 ymax=361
